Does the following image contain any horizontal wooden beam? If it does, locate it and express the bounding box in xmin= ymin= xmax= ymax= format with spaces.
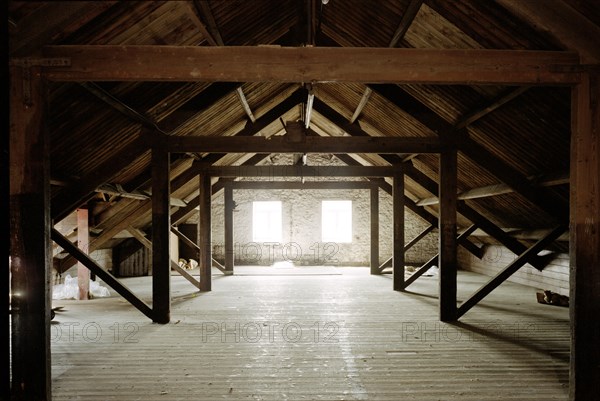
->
xmin=166 ymin=135 xmax=443 ymax=154
xmin=228 ymin=181 xmax=376 ymax=190
xmin=205 ymin=165 xmax=395 ymax=177
xmin=42 ymin=46 xmax=580 ymax=84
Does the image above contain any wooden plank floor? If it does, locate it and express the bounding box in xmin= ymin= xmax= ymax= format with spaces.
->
xmin=51 ymin=267 xmax=569 ymax=400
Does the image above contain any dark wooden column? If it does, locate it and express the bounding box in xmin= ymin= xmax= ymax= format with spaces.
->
xmin=9 ymin=65 xmax=51 ymax=400
xmin=439 ymin=149 xmax=458 ymax=321
xmin=224 ymin=184 xmax=234 ymax=274
xmin=370 ymin=185 xmax=380 ymax=274
xmin=77 ymin=207 xmax=90 ymax=300
xmin=151 ymin=144 xmax=171 ymax=324
xmin=570 ymin=72 xmax=600 ymax=401
xmin=393 ymin=166 xmax=405 ymax=290
xmin=199 ymin=173 xmax=212 ymax=291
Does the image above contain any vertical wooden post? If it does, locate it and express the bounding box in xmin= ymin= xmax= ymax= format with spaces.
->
xmin=9 ymin=65 xmax=51 ymax=400
xmin=393 ymin=166 xmax=405 ymax=290
xmin=570 ymin=72 xmax=600 ymax=401
xmin=151 ymin=143 xmax=170 ymax=324
xmin=439 ymin=149 xmax=458 ymax=322
xmin=224 ymin=184 xmax=234 ymax=274
xmin=370 ymin=185 xmax=380 ymax=274
xmin=199 ymin=173 xmax=212 ymax=291
xmin=77 ymin=207 xmax=90 ymax=300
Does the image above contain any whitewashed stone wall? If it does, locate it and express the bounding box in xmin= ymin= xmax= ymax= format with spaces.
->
xmin=185 ymin=154 xmax=438 ymax=266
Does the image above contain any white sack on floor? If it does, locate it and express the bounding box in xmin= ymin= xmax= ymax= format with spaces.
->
xmin=52 ymin=274 xmax=110 ymax=300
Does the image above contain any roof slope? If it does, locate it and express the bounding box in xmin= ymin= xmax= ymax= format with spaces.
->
xmin=9 ymin=0 xmax=599 ymax=264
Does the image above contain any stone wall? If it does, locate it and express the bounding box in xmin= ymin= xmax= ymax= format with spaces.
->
xmin=184 ymin=154 xmax=438 ymax=266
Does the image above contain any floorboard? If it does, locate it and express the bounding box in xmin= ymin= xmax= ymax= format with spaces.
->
xmin=51 ymin=267 xmax=569 ymax=400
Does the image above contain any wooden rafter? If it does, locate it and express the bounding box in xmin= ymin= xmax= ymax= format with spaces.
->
xmin=42 ymin=45 xmax=580 ymax=84
xmin=350 ymin=87 xmax=372 ymax=124
xmin=331 ymin=153 xmax=436 ymax=227
xmin=51 ymin=135 xmax=150 ymax=222
xmin=171 ymin=154 xmax=273 ymax=226
xmin=59 ymin=89 xmax=303 ymax=270
xmin=314 ymin=99 xmax=481 ymax=258
xmin=350 ymin=0 xmax=424 ymax=123
xmin=405 ymin=163 xmax=549 ymax=270
xmin=79 ymin=81 xmax=165 ymax=133
xmin=497 ymin=0 xmax=600 ymax=64
xmin=189 ymin=1 xmax=256 ymax=122
xmin=453 ymin=86 xmax=531 ymax=130
xmin=368 ymin=84 xmax=569 ymax=222
xmin=417 ymin=172 xmax=569 ymax=206
xmin=388 ymin=0 xmax=425 ymax=47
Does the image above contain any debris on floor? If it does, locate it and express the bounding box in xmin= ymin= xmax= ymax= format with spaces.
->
xmin=536 ymin=290 xmax=569 ymax=307
xmin=52 ymin=274 xmax=111 ymax=300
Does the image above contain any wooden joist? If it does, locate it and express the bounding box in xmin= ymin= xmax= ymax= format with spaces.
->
xmin=229 ymin=181 xmax=377 ymax=190
xmin=42 ymin=46 xmax=580 ymax=84
xmin=166 ymin=135 xmax=443 ymax=154
xmin=204 ymin=165 xmax=397 ymax=178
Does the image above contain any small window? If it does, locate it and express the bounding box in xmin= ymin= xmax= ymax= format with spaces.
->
xmin=253 ymin=201 xmax=282 ymax=242
xmin=321 ymin=200 xmax=352 ymax=243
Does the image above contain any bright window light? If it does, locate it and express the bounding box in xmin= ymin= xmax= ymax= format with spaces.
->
xmin=322 ymin=200 xmax=352 ymax=243
xmin=253 ymin=201 xmax=282 ymax=242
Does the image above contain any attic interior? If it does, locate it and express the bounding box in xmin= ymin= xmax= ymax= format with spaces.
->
xmin=6 ymin=1 xmax=599 ymax=400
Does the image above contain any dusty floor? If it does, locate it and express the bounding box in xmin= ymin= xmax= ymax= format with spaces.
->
xmin=51 ymin=266 xmax=569 ymax=400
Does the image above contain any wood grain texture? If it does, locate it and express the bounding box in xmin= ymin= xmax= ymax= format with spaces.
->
xmin=50 ymin=268 xmax=570 ymax=400
xmin=43 ymin=45 xmax=580 ymax=84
